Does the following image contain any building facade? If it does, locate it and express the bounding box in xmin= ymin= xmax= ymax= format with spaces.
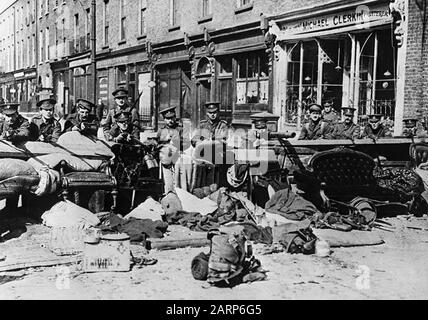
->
xmin=0 ymin=0 xmax=427 ymax=134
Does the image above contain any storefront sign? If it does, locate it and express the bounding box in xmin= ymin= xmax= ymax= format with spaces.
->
xmin=25 ymin=71 xmax=37 ymax=78
xmin=69 ymin=57 xmax=91 ymax=69
xmin=14 ymin=72 xmax=25 ymax=79
xmin=279 ymin=4 xmax=392 ymax=36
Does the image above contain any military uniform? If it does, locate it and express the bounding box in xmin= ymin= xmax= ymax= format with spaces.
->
xmin=0 ymin=103 xmax=31 ymax=144
xmin=299 ymin=120 xmax=330 ymax=140
xmin=361 ymin=115 xmax=391 ymax=140
xmin=31 ymin=115 xmax=62 ymax=143
xmin=192 ymin=119 xmax=229 ymax=144
xmin=326 ymin=107 xmax=360 ymax=140
xmin=322 ymin=109 xmax=340 ymax=125
xmin=103 ymin=88 xmax=141 ymax=140
xmin=31 ymin=98 xmax=62 ymax=143
xmin=63 ymin=99 xmax=99 ymax=136
xmin=108 ymin=112 xmax=140 ymax=143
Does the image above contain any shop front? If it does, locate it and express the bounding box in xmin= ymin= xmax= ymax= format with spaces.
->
xmin=96 ymin=48 xmax=152 ymax=127
xmin=269 ymin=0 xmax=404 ymax=134
xmin=51 ymin=60 xmax=70 ymax=117
xmin=153 ymin=21 xmax=270 ymax=130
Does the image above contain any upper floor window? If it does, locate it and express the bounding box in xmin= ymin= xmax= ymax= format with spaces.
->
xmin=170 ymin=0 xmax=179 ymax=26
xmin=140 ymin=0 xmax=146 ymax=35
xmin=45 ymin=0 xmax=49 ymax=14
xmin=237 ymin=0 xmax=251 ymax=7
xmin=120 ymin=0 xmax=126 ymax=41
xmin=201 ymin=0 xmax=212 ymax=17
xmin=103 ymin=0 xmax=109 ymax=46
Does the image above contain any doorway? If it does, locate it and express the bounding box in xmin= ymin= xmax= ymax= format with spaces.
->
xmin=196 ymin=79 xmax=211 ymax=125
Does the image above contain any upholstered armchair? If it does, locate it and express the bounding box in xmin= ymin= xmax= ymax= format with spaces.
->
xmin=59 ymin=159 xmax=118 ymax=212
xmin=410 ymin=142 xmax=428 ymax=168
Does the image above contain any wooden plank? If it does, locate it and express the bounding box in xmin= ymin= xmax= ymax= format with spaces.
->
xmin=148 ymin=238 xmax=210 ymax=251
xmin=0 ymin=255 xmax=81 ymax=273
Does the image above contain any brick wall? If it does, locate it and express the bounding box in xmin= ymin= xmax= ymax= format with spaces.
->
xmin=404 ymin=0 xmax=428 ymax=119
xmin=147 ymin=0 xmax=339 ymax=44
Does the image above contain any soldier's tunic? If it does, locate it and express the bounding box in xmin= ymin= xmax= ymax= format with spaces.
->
xmin=322 ymin=110 xmax=340 ymax=125
xmin=103 ymin=104 xmax=140 ymax=139
xmin=31 ymin=115 xmax=62 ymax=143
xmin=298 ymin=120 xmax=330 ymax=140
xmin=64 ymin=113 xmax=99 ymax=137
xmin=108 ymin=123 xmax=140 ymax=143
xmin=192 ymin=119 xmax=229 ymax=145
xmin=0 ymin=115 xmax=31 ymax=144
xmin=327 ymin=122 xmax=361 ymax=140
xmin=157 ymin=122 xmax=188 ymax=149
xmin=361 ymin=125 xmax=391 ymax=140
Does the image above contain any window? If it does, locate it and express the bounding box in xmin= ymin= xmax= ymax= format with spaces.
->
xmin=201 ymin=0 xmax=212 ymax=17
xmin=170 ymin=0 xmax=179 ymax=26
xmin=27 ymin=36 xmax=30 ymax=67
xmin=45 ymin=0 xmax=49 ymax=14
xmin=39 ymin=1 xmax=43 ymax=18
xmin=32 ymin=33 xmax=36 ymax=66
xmin=139 ymin=0 xmax=146 ymax=35
xmin=39 ymin=30 xmax=44 ymax=63
xmin=235 ymin=52 xmax=269 ymax=106
xmin=85 ymin=8 xmax=90 ymax=49
xmin=283 ymin=28 xmax=397 ymax=128
xmin=54 ymin=22 xmax=58 ymax=58
xmin=74 ymin=14 xmax=79 ymax=45
xmin=119 ymin=0 xmax=126 ymax=41
xmin=21 ymin=39 xmax=24 ymax=68
xmin=103 ymin=1 xmax=109 ymax=46
xmin=237 ymin=0 xmax=251 ymax=7
xmin=46 ymin=27 xmax=50 ymax=61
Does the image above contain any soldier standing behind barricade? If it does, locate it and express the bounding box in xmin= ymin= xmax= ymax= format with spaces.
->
xmin=0 ymin=103 xmax=31 ymax=144
xmin=403 ymin=118 xmax=426 ymax=138
xmin=326 ymin=107 xmax=361 ymax=140
xmin=157 ymin=106 xmax=187 ymax=150
xmin=298 ymin=104 xmax=330 ymax=140
xmin=63 ymin=99 xmax=99 ymax=137
xmin=321 ymin=97 xmax=340 ymax=125
xmin=30 ymin=98 xmax=62 ymax=143
xmin=361 ymin=114 xmax=392 ymax=140
xmin=107 ymin=111 xmax=140 ymax=144
xmin=103 ymin=88 xmax=141 ymax=141
xmin=191 ymin=101 xmax=229 ymax=147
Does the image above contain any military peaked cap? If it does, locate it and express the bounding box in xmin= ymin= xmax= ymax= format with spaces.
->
xmin=160 ymin=106 xmax=177 ymax=118
xmin=37 ymin=98 xmax=57 ymax=109
xmin=112 ymin=88 xmax=129 ymax=99
xmin=2 ymin=103 xmax=20 ymax=115
xmin=76 ymin=99 xmax=95 ymax=111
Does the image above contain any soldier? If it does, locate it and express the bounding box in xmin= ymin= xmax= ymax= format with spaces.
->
xmin=107 ymin=111 xmax=140 ymax=144
xmin=63 ymin=99 xmax=99 ymax=137
xmin=157 ymin=106 xmax=187 ymax=150
xmin=361 ymin=114 xmax=392 ymax=140
xmin=403 ymin=118 xmax=426 ymax=137
xmin=299 ymin=104 xmax=330 ymax=140
xmin=0 ymin=103 xmax=31 ymax=144
xmin=31 ymin=98 xmax=62 ymax=143
xmin=191 ymin=101 xmax=229 ymax=146
xmin=322 ymin=97 xmax=340 ymax=125
xmin=103 ymin=87 xmax=140 ymax=141
xmin=327 ymin=107 xmax=360 ymax=140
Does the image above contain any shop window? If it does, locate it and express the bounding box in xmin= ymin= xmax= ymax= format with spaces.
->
xmin=117 ymin=66 xmax=127 ymax=85
xmin=356 ymin=29 xmax=397 ymax=122
xmin=286 ymin=41 xmax=319 ymax=124
xmin=235 ymin=52 xmax=269 ymax=106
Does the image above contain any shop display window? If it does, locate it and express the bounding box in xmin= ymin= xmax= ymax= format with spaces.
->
xmin=235 ymin=52 xmax=269 ymax=106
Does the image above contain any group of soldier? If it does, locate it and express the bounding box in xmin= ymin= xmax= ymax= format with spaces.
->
xmin=0 ymin=86 xmax=230 ymax=155
xmin=298 ymin=97 xmax=393 ymax=141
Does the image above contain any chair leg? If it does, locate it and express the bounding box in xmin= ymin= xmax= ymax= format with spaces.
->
xmin=111 ymin=189 xmax=118 ymax=213
xmin=74 ymin=191 xmax=80 ymax=206
xmin=62 ymin=188 xmax=69 ymax=201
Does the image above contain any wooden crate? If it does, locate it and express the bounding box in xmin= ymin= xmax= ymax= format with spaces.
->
xmin=83 ymin=234 xmax=131 ymax=272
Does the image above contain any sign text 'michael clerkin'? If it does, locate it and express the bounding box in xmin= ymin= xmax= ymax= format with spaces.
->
xmin=281 ymin=7 xmax=391 ymax=34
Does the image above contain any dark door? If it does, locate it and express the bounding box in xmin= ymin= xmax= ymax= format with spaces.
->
xmin=196 ymin=79 xmax=211 ymax=125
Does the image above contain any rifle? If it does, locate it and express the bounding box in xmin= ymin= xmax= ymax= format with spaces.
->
xmin=132 ymin=90 xmax=144 ymax=110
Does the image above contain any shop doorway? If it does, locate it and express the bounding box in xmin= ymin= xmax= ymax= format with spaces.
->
xmin=196 ymin=79 xmax=211 ymax=125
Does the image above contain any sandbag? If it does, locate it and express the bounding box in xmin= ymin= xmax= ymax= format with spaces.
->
xmin=41 ymin=200 xmax=100 ymax=228
xmin=27 ymin=153 xmax=103 ymax=172
xmin=124 ymin=197 xmax=165 ymax=222
xmin=57 ymin=131 xmax=114 ymax=158
xmin=176 ymin=187 xmax=218 ymax=216
xmin=161 ymin=192 xmax=183 ymax=216
xmin=0 ymin=159 xmax=38 ymax=181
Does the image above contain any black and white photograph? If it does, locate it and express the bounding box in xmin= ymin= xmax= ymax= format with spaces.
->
xmin=0 ymin=0 xmax=427 ymax=304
